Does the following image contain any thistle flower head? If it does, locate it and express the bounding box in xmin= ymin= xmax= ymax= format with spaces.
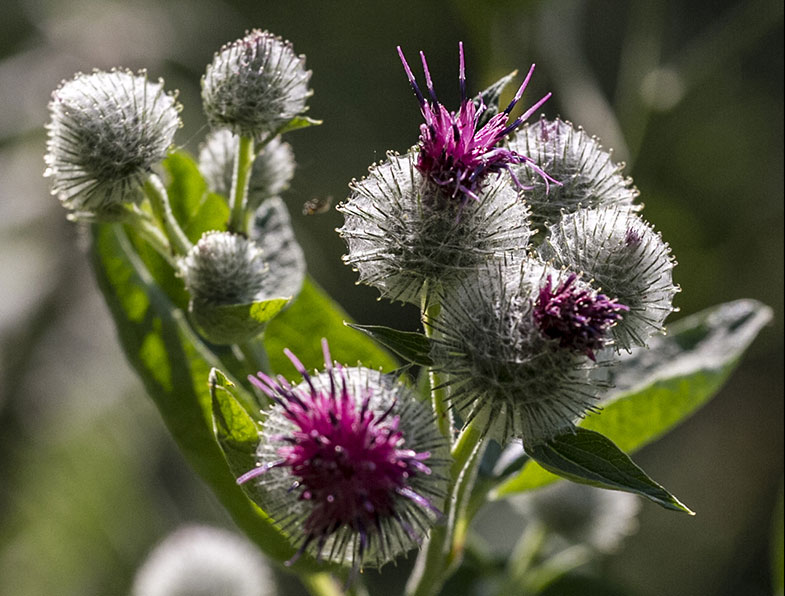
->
xmin=131 ymin=525 xmax=275 ymax=596
xmin=512 ymin=483 xmax=641 ymax=554
xmin=398 ymin=43 xmax=553 ymax=204
xmin=508 ymin=118 xmax=640 ymax=230
xmin=338 ymin=150 xmax=531 ymax=304
xmin=534 ymin=273 xmax=628 ymax=360
xmin=540 ymin=206 xmax=679 ymax=350
xmin=198 ymin=128 xmax=295 ymax=211
xmin=44 ymin=69 xmax=180 ymax=217
xmin=238 ymin=340 xmax=447 ymax=570
xmin=430 ymin=262 xmax=608 ymax=443
xmin=179 ymin=231 xmax=270 ymax=344
xmin=202 ymin=30 xmax=311 ymax=138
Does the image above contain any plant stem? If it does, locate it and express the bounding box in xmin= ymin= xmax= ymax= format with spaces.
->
xmin=420 ymin=286 xmax=451 ymax=442
xmin=405 ymin=419 xmax=486 ymax=596
xmin=144 ymin=174 xmax=191 ymax=255
xmin=123 ymin=207 xmax=178 ymax=267
xmin=237 ymin=339 xmax=272 ymax=377
xmin=229 ymin=134 xmax=255 ymax=232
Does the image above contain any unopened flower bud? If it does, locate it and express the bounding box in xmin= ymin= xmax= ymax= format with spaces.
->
xmin=131 ymin=525 xmax=275 ymax=596
xmin=202 ymin=30 xmax=311 ymax=138
xmin=198 ymin=128 xmax=295 ymax=211
xmin=430 ymin=261 xmax=608 ymax=443
xmin=508 ymin=118 xmax=639 ymax=230
xmin=179 ymin=231 xmax=270 ymax=344
xmin=540 ymin=207 xmax=679 ymax=350
xmin=238 ymin=340 xmax=447 ymax=571
xmin=44 ymin=69 xmax=180 ymax=217
xmin=338 ymin=150 xmax=531 ymax=304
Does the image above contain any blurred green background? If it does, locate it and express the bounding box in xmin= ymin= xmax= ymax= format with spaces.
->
xmin=0 ymin=1 xmax=781 ymax=595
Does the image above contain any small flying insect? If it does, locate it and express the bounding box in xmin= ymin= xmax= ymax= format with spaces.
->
xmin=302 ymin=195 xmax=333 ymax=215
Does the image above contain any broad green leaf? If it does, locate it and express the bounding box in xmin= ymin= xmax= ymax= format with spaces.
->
xmin=495 ymin=299 xmax=772 ymax=497
xmin=347 ymin=324 xmax=434 ymax=366
xmin=184 ymin=192 xmax=230 ymax=243
xmin=265 ymin=278 xmax=399 ymax=378
xmin=190 ymin=297 xmax=291 ymax=346
xmin=163 ymin=151 xmax=208 ymax=228
xmin=276 ymin=115 xmax=323 ymax=136
xmin=90 ymin=222 xmax=320 ymax=568
xmin=524 ymin=428 xmax=693 ymax=513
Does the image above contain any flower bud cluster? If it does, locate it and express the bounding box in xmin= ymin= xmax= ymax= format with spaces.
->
xmin=339 ymin=44 xmax=679 ymax=444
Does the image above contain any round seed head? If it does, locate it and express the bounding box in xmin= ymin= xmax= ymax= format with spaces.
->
xmin=508 ymin=118 xmax=639 ymax=231
xmin=338 ymin=150 xmax=532 ymax=304
xmin=430 ymin=261 xmax=608 ymax=443
xmin=198 ymin=128 xmax=295 ymax=211
xmin=179 ymin=231 xmax=269 ymax=344
xmin=540 ymin=206 xmax=679 ymax=350
xmin=44 ymin=69 xmax=180 ymax=217
xmin=202 ymin=30 xmax=311 ymax=138
xmin=131 ymin=525 xmax=275 ymax=596
xmin=240 ymin=341 xmax=448 ymax=570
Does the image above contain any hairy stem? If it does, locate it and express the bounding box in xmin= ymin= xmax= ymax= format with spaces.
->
xmin=143 ymin=174 xmax=191 ymax=255
xmin=229 ymin=134 xmax=255 ymax=232
xmin=420 ymin=286 xmax=452 ymax=441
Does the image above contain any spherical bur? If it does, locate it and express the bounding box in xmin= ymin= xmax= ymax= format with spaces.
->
xmin=131 ymin=525 xmax=275 ymax=596
xmin=180 ymin=231 xmax=271 ymax=344
xmin=511 ymin=482 xmax=641 ymax=554
xmin=242 ymin=346 xmax=448 ymax=570
xmin=198 ymin=128 xmax=295 ymax=210
xmin=431 ymin=261 xmax=608 ymax=444
xmin=338 ymin=150 xmax=532 ymax=304
xmin=540 ymin=207 xmax=679 ymax=351
xmin=508 ymin=118 xmax=640 ymax=230
xmin=202 ymin=30 xmax=312 ymax=138
xmin=45 ymin=69 xmax=180 ymax=214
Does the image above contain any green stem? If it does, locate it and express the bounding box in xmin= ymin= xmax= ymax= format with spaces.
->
xmin=420 ymin=287 xmax=451 ymax=441
xmin=144 ymin=174 xmax=191 ymax=255
xmin=405 ymin=419 xmax=486 ymax=596
xmin=229 ymin=135 xmax=255 ymax=232
xmin=123 ymin=207 xmax=177 ymax=268
xmin=237 ymin=339 xmax=272 ymax=377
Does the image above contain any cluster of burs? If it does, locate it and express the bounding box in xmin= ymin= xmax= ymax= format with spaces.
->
xmin=44 ymin=28 xmax=680 ymax=571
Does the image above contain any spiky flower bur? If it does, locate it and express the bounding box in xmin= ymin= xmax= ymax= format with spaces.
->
xmin=131 ymin=525 xmax=275 ymax=596
xmin=338 ymin=150 xmax=532 ymax=304
xmin=44 ymin=69 xmax=180 ymax=218
xmin=540 ymin=206 xmax=679 ymax=351
xmin=511 ymin=483 xmax=641 ymax=554
xmin=429 ymin=261 xmax=609 ymax=443
xmin=534 ymin=273 xmax=628 ymax=361
xmin=179 ymin=231 xmax=270 ymax=344
xmin=238 ymin=341 xmax=447 ymax=570
xmin=202 ymin=30 xmax=312 ymax=138
xmin=398 ymin=43 xmax=554 ymax=204
xmin=198 ymin=128 xmax=295 ymax=211
xmin=507 ymin=117 xmax=639 ymax=232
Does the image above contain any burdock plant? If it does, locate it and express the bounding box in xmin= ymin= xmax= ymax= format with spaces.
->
xmin=45 ymin=28 xmax=771 ymax=596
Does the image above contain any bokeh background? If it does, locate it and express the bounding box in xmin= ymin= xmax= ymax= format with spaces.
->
xmin=0 ymin=1 xmax=782 ymax=595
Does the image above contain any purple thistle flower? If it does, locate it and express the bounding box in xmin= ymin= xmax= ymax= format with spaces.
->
xmin=534 ymin=273 xmax=628 ymax=361
xmin=238 ymin=340 xmax=446 ymax=571
xmin=397 ymin=42 xmax=555 ymax=203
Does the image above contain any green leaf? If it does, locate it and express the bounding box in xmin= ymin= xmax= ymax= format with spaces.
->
xmin=264 ymin=278 xmax=399 ymax=378
xmin=163 ymin=151 xmax=208 ymax=229
xmin=347 ymin=324 xmax=434 ymax=366
xmin=495 ymin=299 xmax=772 ymax=496
xmin=189 ymin=297 xmax=291 ymax=346
xmin=276 ymin=115 xmax=323 ymax=136
xmin=524 ymin=428 xmax=694 ymax=514
xmin=474 ymin=70 xmax=517 ymax=127
xmin=90 ymin=222 xmax=317 ymax=568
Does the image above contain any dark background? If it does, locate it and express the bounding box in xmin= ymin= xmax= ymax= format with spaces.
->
xmin=0 ymin=1 xmax=782 ymax=594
